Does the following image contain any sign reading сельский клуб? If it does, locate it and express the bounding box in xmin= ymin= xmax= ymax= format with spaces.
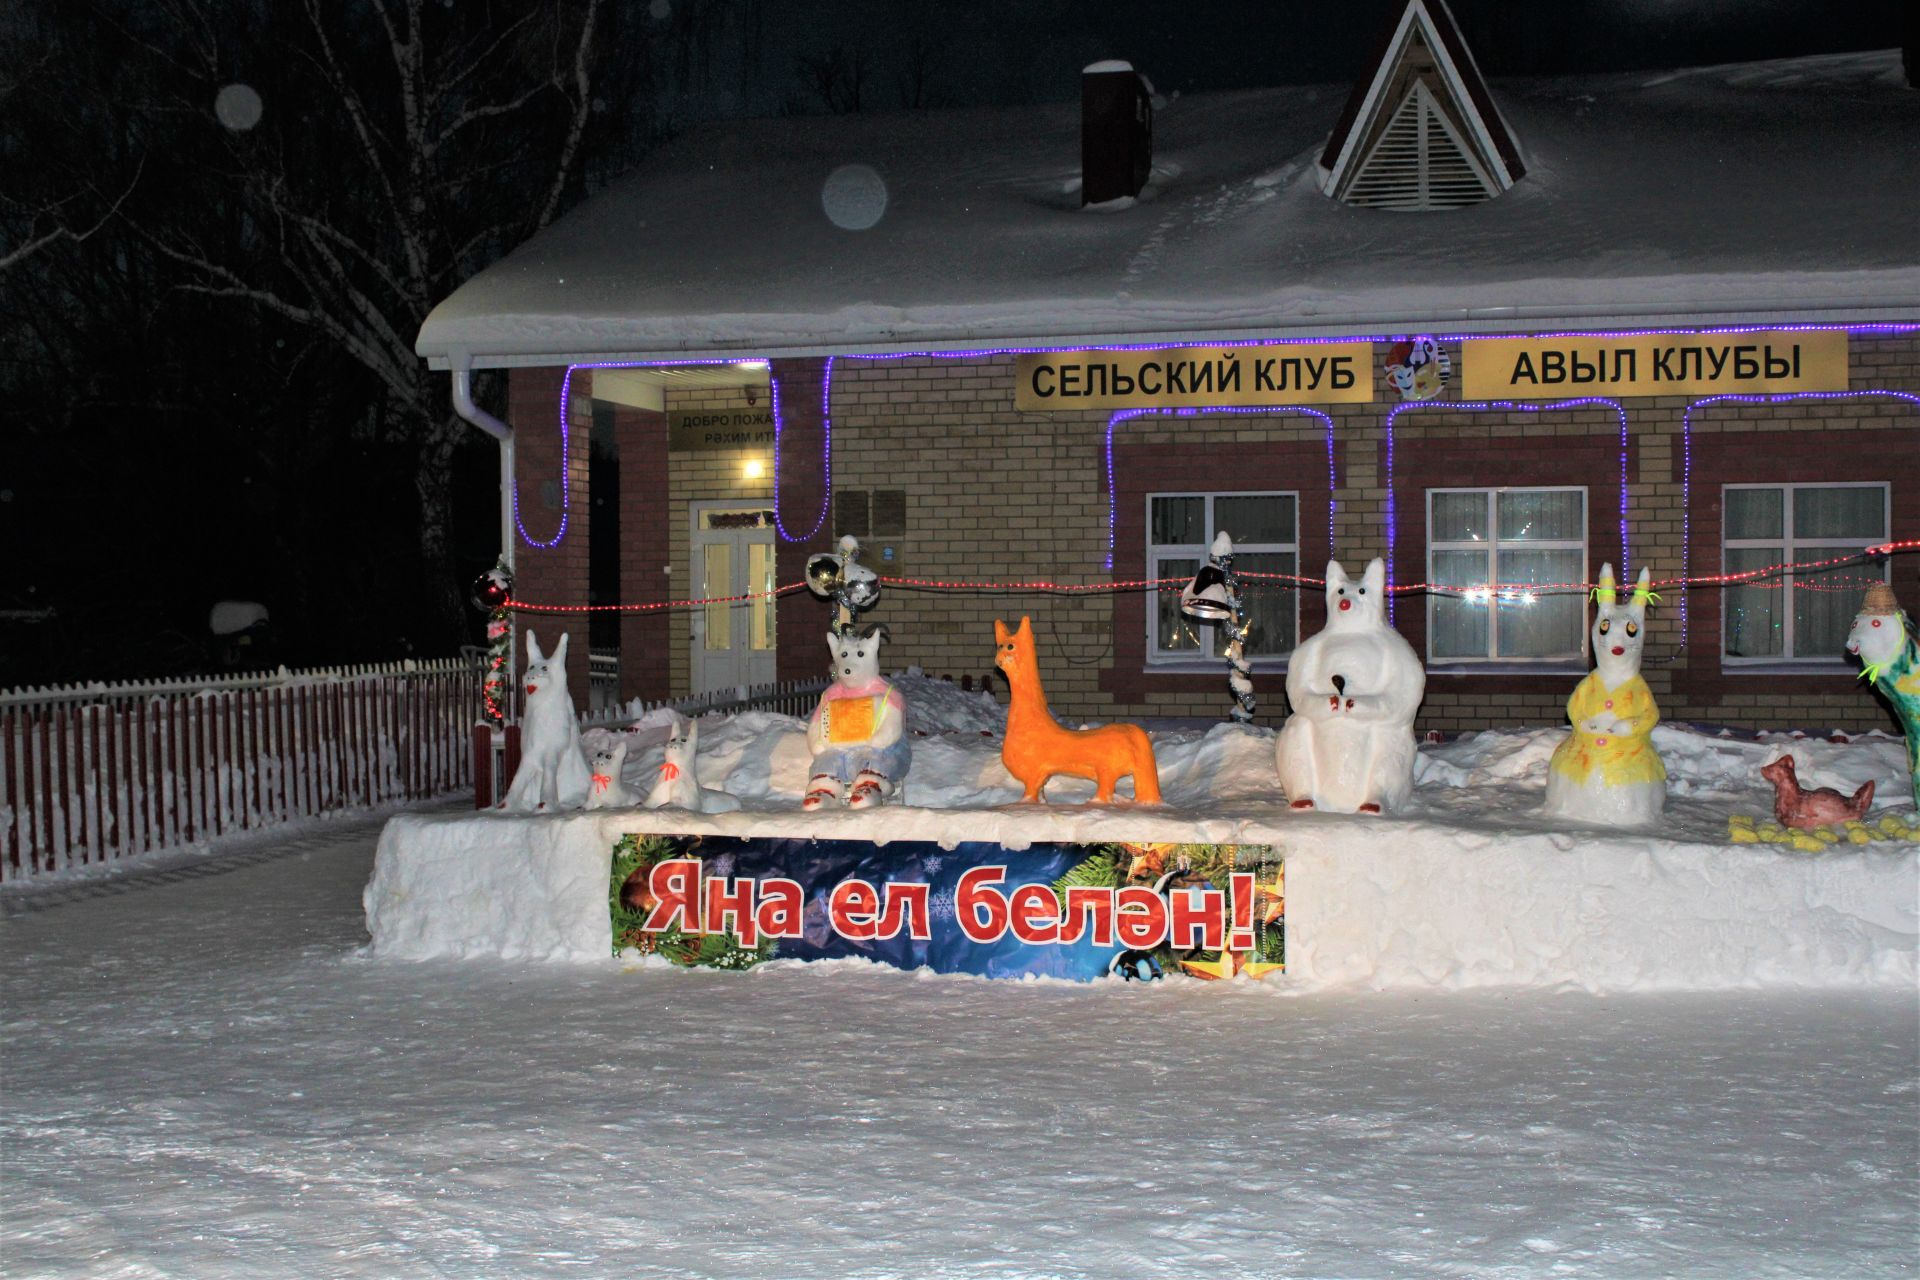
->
xmin=1015 ymin=344 xmax=1375 ymax=410
xmin=1462 ymin=330 xmax=1849 ymax=399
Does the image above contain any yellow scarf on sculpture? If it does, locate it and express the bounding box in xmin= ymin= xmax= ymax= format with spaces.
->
xmin=1548 ymin=673 xmax=1667 ymax=787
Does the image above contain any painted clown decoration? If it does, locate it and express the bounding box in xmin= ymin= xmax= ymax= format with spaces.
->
xmin=1542 ymin=564 xmax=1668 ymax=826
xmin=1847 ymin=581 xmax=1920 ymax=810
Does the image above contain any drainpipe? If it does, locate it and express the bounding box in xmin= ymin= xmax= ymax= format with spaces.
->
xmin=450 ymin=357 xmax=516 ymax=575
xmin=451 ymin=356 xmax=519 ymax=731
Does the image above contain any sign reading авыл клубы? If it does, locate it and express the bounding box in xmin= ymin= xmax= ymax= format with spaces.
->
xmin=1015 ymin=344 xmax=1375 ymax=410
xmin=1462 ymin=330 xmax=1849 ymax=399
xmin=668 ymin=407 xmax=775 ymax=452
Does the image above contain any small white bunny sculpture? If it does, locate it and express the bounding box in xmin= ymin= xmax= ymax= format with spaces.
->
xmin=583 ymin=740 xmax=640 ymax=810
xmin=644 ymin=715 xmax=742 ymax=814
xmin=1542 ymin=563 xmax=1666 ymax=826
xmin=1275 ymin=558 xmax=1425 ymax=813
xmin=500 ymin=630 xmax=592 ymax=812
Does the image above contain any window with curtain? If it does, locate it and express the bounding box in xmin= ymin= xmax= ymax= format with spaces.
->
xmin=1723 ymin=483 xmax=1889 ymax=663
xmin=1147 ymin=492 xmax=1299 ymax=664
xmin=1427 ymin=487 xmax=1588 ymax=663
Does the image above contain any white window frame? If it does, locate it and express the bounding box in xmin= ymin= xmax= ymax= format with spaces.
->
xmin=1721 ymin=481 xmax=1890 ymax=667
xmin=1146 ymin=490 xmax=1300 ymax=666
xmin=1425 ymin=485 xmax=1589 ymax=666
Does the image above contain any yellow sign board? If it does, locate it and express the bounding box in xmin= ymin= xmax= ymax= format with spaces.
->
xmin=1015 ymin=344 xmax=1375 ymax=410
xmin=1462 ymin=331 xmax=1849 ymax=400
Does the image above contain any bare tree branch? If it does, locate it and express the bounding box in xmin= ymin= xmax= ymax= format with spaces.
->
xmin=536 ymin=0 xmax=602 ymax=229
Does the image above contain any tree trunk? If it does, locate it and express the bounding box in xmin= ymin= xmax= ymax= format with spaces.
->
xmin=413 ymin=415 xmax=466 ymax=640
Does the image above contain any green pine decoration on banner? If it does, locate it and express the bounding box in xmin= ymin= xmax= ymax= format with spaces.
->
xmin=608 ymin=834 xmax=777 ymax=969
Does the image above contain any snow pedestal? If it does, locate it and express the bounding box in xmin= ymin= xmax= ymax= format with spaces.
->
xmin=364 ymin=805 xmax=1917 ymax=992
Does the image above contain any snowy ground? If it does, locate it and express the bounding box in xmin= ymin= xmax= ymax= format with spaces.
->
xmin=5 ymin=810 xmax=1917 ymax=1278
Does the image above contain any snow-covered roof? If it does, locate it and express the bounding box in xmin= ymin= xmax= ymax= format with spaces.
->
xmin=417 ymin=51 xmax=1920 ymax=369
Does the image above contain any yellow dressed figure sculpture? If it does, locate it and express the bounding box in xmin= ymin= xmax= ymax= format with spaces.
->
xmin=1542 ymin=563 xmax=1667 ymax=826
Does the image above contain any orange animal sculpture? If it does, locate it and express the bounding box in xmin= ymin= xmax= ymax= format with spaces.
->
xmin=993 ymin=616 xmax=1161 ymax=804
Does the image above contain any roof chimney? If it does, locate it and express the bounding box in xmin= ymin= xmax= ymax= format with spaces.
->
xmin=1081 ymin=61 xmax=1153 ymax=206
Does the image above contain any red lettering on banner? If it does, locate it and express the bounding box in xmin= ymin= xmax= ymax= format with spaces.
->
xmin=641 ymin=859 xmax=702 ymax=933
xmin=756 ymin=878 xmax=805 ymax=939
xmin=1168 ymin=886 xmax=1224 ymax=951
xmin=828 ymin=879 xmax=881 ymax=940
xmin=1059 ymin=886 xmax=1116 ymax=946
xmin=1227 ymin=872 xmax=1255 ymax=952
xmin=1007 ymin=883 xmax=1061 ymax=945
xmin=1114 ymin=885 xmax=1169 ymax=950
xmin=876 ymin=883 xmax=933 ymax=941
xmin=956 ymin=866 xmax=1011 ymax=943
xmin=704 ymin=876 xmax=757 ymax=946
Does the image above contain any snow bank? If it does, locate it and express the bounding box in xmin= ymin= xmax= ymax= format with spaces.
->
xmin=366 ymin=733 xmax=1915 ymax=992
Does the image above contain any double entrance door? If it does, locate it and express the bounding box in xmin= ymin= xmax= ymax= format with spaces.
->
xmin=690 ymin=504 xmax=776 ymax=696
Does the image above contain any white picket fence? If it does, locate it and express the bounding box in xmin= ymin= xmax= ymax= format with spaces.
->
xmin=577 ymin=677 xmax=830 ymax=730
xmin=1 ymin=658 xmax=483 ymax=883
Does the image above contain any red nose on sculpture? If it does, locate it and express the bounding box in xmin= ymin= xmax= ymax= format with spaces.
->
xmin=1610 ymin=646 xmax=1624 ymax=656
xmin=1338 ymin=599 xmax=1352 ymax=612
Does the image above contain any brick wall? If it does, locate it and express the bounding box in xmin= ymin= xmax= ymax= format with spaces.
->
xmin=514 ymin=331 xmax=1919 ymax=733
xmin=611 ymin=403 xmax=671 ymax=704
xmin=508 ymin=367 xmax=591 ymax=713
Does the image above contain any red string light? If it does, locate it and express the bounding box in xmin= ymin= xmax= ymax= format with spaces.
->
xmin=503 ymin=543 xmax=1914 ymax=614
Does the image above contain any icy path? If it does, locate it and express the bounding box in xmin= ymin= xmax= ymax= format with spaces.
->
xmin=3 ymin=817 xmax=1916 ymax=1279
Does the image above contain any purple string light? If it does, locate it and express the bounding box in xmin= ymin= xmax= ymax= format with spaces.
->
xmin=533 ymin=327 xmax=1911 ymax=560
xmin=834 ymin=323 xmax=1919 ymax=365
xmin=1103 ymin=405 xmax=1337 ymax=571
xmin=524 ymin=358 xmax=765 ymax=549
xmin=769 ymin=356 xmax=834 ymax=543
xmin=1383 ymin=398 xmax=1630 ymax=625
xmin=1679 ymin=389 xmax=1920 ymax=647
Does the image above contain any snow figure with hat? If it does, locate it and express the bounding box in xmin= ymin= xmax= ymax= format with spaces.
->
xmin=804 ymin=623 xmax=910 ymax=811
xmin=1542 ymin=564 xmax=1667 ymax=826
xmin=1847 ymin=580 xmax=1920 ymax=810
xmin=1275 ymin=558 xmax=1425 ymax=813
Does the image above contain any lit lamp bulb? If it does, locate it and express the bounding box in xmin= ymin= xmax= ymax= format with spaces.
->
xmin=742 ymin=457 xmax=765 ymax=480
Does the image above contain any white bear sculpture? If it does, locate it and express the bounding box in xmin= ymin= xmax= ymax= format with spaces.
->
xmin=500 ymin=630 xmax=591 ymax=812
xmin=1275 ymin=558 xmax=1425 ymax=813
xmin=583 ymin=740 xmax=640 ymax=810
xmin=1543 ymin=564 xmax=1668 ymax=825
xmin=644 ymin=715 xmax=741 ymax=813
xmin=805 ymin=624 xmax=910 ymax=811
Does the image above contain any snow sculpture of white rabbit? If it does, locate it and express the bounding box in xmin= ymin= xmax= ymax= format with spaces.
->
xmin=644 ymin=715 xmax=741 ymax=813
xmin=582 ymin=740 xmax=640 ymax=810
xmin=1541 ymin=564 xmax=1667 ymax=826
xmin=805 ymin=625 xmax=910 ymax=811
xmin=500 ymin=630 xmax=592 ymax=812
xmin=1275 ymin=558 xmax=1425 ymax=813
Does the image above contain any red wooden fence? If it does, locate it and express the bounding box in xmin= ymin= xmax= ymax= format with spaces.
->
xmin=1 ymin=659 xmax=483 ymax=883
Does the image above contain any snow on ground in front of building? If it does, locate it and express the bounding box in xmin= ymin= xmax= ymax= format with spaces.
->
xmin=4 ymin=814 xmax=1917 ymax=1279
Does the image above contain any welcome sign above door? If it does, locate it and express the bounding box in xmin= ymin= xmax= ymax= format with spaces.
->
xmin=668 ymin=408 xmax=776 ymax=452
xmin=1015 ymin=344 xmax=1375 ymax=410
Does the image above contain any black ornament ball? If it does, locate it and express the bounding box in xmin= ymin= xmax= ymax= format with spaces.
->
xmin=470 ymin=568 xmax=513 ymax=611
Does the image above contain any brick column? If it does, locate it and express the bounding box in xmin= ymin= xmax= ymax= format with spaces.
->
xmin=771 ymin=357 xmax=836 ymax=683
xmin=614 ymin=404 xmax=672 ymax=704
xmin=509 ymin=366 xmax=592 ymax=714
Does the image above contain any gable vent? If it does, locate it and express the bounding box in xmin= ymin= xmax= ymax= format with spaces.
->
xmin=1342 ymin=81 xmax=1498 ymax=210
xmin=1318 ymin=0 xmax=1523 ymax=212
